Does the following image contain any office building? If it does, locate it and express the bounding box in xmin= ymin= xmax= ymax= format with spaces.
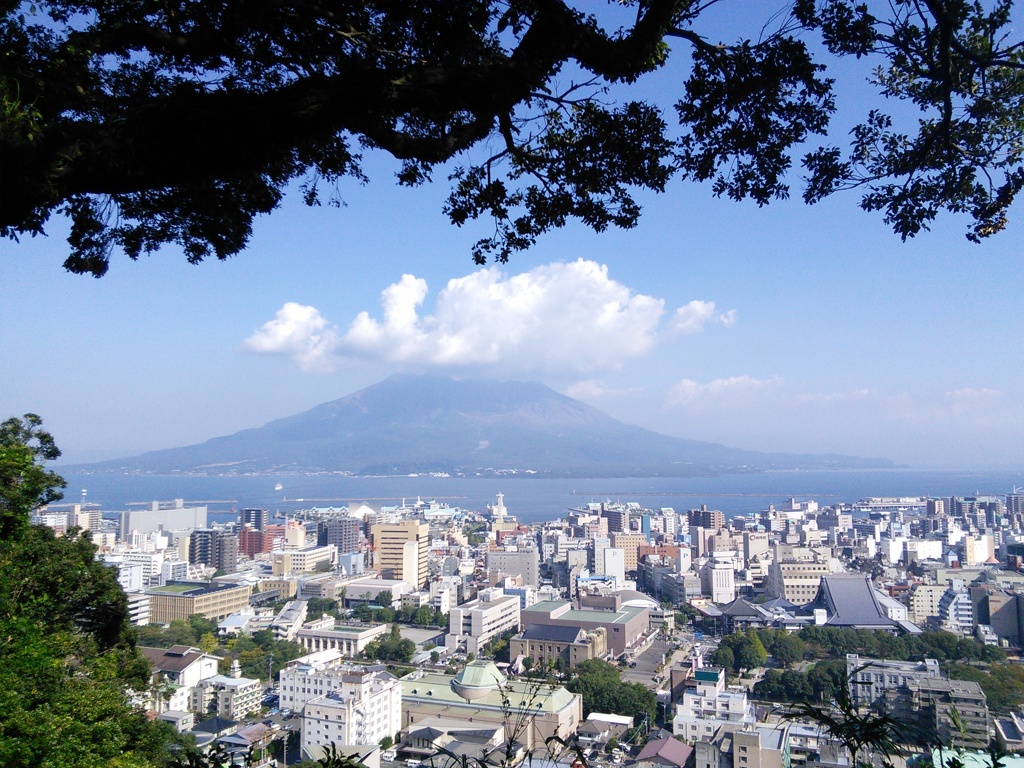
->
xmin=188 ymin=529 xmax=239 ymax=574
xmin=272 ymin=544 xmax=337 ymax=576
xmin=146 ymin=581 xmax=253 ymax=624
xmin=326 ymin=516 xmax=362 ymax=554
xmin=689 ymin=506 xmax=725 ymax=532
xmin=118 ymin=499 xmax=208 ymax=541
xmin=240 ymin=508 xmax=270 ymax=531
xmin=520 ymin=596 xmax=649 ymax=657
xmin=446 ymin=587 xmax=521 ymax=655
xmin=486 ymin=546 xmax=540 ymax=587
xmin=371 ymin=521 xmax=429 ymax=588
xmin=611 ymin=532 xmax=649 ymax=572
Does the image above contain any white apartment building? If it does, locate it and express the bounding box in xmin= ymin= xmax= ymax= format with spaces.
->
xmin=118 ymin=551 xmax=165 ymax=585
xmin=446 ymin=587 xmax=521 ymax=655
xmin=431 ymin=587 xmax=451 ymax=615
xmin=127 ymin=592 xmax=151 ymax=626
xmin=161 ymin=558 xmax=191 ymax=582
xmin=673 ymin=665 xmax=755 ymax=742
xmin=938 ymin=580 xmax=975 ymax=633
xmin=282 ymin=650 xmax=402 ymax=714
xmin=191 ymin=661 xmax=262 ymax=721
xmin=286 ymin=653 xmax=402 ymax=753
xmin=272 ymin=600 xmax=309 ymax=641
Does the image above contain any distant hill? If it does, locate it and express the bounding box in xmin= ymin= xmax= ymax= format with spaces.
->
xmin=76 ymin=374 xmax=893 ymax=477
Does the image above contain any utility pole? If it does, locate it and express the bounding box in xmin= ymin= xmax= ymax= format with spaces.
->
xmin=267 ymin=652 xmax=274 ymax=688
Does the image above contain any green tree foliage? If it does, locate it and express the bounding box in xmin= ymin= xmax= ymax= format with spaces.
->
xmin=566 ymin=659 xmax=657 ymax=726
xmin=947 ymin=662 xmax=1024 ymax=714
xmin=219 ymin=630 xmax=306 ymax=681
xmin=0 ymin=415 xmax=177 ymax=767
xmin=796 ymin=626 xmax=1003 ymax=663
xmin=483 ymin=629 xmax=516 ymax=664
xmin=708 ymin=645 xmax=735 ymax=673
xmin=766 ymin=630 xmax=808 ymax=668
xmin=138 ymin=619 xmax=206 ymax=649
xmin=0 ymin=414 xmax=65 ymax=539
xmin=3 ymin=2 xmax=1021 ymax=276
xmin=189 ymin=614 xmax=219 ymax=641
xmin=306 ymin=597 xmax=340 ymax=620
xmin=712 ymin=628 xmax=768 ymax=673
xmin=364 ymin=624 xmax=416 ymax=663
xmin=737 ymin=628 xmax=769 ymax=670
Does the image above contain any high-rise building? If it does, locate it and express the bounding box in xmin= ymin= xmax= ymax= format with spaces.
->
xmin=325 ymin=516 xmax=361 ymax=554
xmin=689 ymin=505 xmax=725 ymax=531
xmin=371 ymin=520 xmax=429 ymax=588
xmin=188 ymin=529 xmax=238 ymax=574
xmin=486 ymin=546 xmax=540 ymax=587
xmin=603 ymin=504 xmax=630 ymax=534
xmin=239 ymin=524 xmax=276 ymax=557
xmin=610 ymin=531 xmax=648 ymax=572
xmin=1006 ymin=493 xmax=1024 ymax=529
xmin=240 ymin=508 xmax=270 ymax=530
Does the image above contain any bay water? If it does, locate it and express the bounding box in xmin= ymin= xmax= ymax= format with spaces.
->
xmin=55 ymin=468 xmax=1024 ymax=526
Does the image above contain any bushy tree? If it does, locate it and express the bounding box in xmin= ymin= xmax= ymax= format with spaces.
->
xmin=0 ymin=414 xmax=65 ymax=539
xmin=566 ymin=659 xmax=657 ymax=725
xmin=770 ymin=632 xmax=807 ymax=668
xmin=3 ymin=2 xmax=1022 ymax=275
xmin=736 ymin=629 xmax=768 ymax=671
xmin=364 ymin=624 xmax=416 ymax=663
xmin=0 ymin=415 xmax=177 ymax=767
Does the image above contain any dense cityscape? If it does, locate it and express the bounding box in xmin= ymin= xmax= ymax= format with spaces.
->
xmin=28 ymin=481 xmax=1024 ymax=768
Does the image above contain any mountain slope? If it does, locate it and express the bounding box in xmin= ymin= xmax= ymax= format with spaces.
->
xmin=80 ymin=374 xmax=893 ymax=476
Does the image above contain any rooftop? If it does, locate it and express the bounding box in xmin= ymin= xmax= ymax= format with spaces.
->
xmin=815 ymin=575 xmax=898 ymax=629
xmin=524 ymin=600 xmax=647 ymax=625
xmin=520 ymin=624 xmax=586 ymax=643
xmin=402 ymin=670 xmax=577 ymax=715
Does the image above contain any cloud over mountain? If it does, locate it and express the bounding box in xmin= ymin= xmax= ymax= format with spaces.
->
xmin=244 ymin=259 xmax=735 ymax=374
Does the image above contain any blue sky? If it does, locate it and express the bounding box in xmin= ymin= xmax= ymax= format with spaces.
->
xmin=2 ymin=11 xmax=1022 ymax=469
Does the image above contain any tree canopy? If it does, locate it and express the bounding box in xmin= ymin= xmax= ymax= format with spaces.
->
xmin=565 ymin=658 xmax=657 ymax=725
xmin=2 ymin=1 xmax=1022 ymax=276
xmin=0 ymin=415 xmax=177 ymax=767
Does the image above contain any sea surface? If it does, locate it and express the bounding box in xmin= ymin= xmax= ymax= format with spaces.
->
xmin=56 ymin=468 xmax=1024 ymax=526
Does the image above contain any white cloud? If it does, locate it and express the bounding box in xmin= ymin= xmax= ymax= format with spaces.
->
xmin=671 ymin=300 xmax=736 ymax=334
xmin=242 ymin=302 xmax=340 ymax=371
xmin=246 ymin=259 xmax=734 ymax=375
xmin=666 ymin=375 xmax=781 ymax=405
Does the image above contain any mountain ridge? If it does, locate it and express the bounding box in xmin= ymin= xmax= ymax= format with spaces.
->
xmin=74 ymin=374 xmax=894 ymax=477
